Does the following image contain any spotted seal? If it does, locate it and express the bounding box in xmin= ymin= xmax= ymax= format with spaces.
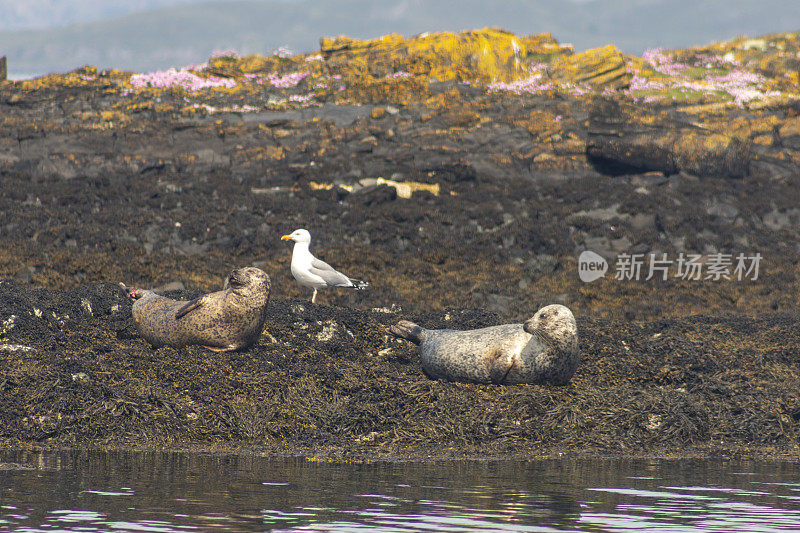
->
xmin=387 ymin=304 xmax=579 ymax=385
xmin=120 ymin=267 xmax=271 ymax=352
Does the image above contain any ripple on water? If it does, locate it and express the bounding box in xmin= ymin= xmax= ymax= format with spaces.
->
xmin=1 ymin=453 xmax=800 ymax=533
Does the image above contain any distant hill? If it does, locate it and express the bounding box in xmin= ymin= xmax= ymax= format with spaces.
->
xmin=1 ymin=0 xmax=799 ymax=77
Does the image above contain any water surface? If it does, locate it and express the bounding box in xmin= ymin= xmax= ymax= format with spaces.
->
xmin=1 ymin=450 xmax=799 ymax=532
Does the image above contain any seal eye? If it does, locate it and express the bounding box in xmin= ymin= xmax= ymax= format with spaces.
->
xmin=540 ymin=311 xmax=550 ymax=320
xmin=228 ymin=275 xmax=245 ymax=287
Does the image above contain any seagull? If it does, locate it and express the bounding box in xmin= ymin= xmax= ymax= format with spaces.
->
xmin=281 ymin=229 xmax=368 ymax=303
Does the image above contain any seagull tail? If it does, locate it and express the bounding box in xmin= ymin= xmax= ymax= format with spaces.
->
xmin=386 ymin=320 xmax=425 ymax=345
xmin=348 ymin=278 xmax=369 ymax=290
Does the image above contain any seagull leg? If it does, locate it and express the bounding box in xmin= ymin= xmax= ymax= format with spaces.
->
xmin=311 ymin=289 xmax=318 ymax=304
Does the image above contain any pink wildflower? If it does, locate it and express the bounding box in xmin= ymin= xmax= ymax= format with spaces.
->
xmin=242 ymin=71 xmax=310 ymax=88
xmin=211 ymin=49 xmax=240 ymax=60
xmin=268 ymin=71 xmax=310 ymax=88
xmin=273 ymin=46 xmax=294 ymax=58
xmin=129 ymin=68 xmax=237 ymax=91
xmin=488 ymin=73 xmax=553 ymax=94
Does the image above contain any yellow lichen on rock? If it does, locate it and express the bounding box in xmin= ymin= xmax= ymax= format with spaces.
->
xmin=321 ymin=28 xmax=571 ymax=83
xmin=550 ymin=45 xmax=631 ymax=89
xmin=516 ymin=109 xmax=564 ymax=140
xmin=376 ymin=178 xmax=440 ymax=199
xmin=100 ymin=110 xmax=129 ymax=124
xmin=338 ymin=75 xmax=429 ymax=105
xmin=308 ymin=178 xmax=439 ymax=199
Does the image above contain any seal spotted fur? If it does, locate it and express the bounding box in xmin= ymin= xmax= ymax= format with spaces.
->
xmin=121 ymin=267 xmax=271 ymax=352
xmin=388 ymin=304 xmax=579 ymax=385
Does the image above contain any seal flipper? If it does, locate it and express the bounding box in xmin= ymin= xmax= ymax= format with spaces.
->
xmin=175 ymin=297 xmax=205 ymax=319
xmin=119 ymin=283 xmax=147 ymax=300
xmin=119 ymin=283 xmax=134 ymax=299
xmin=387 ymin=320 xmax=425 ymax=345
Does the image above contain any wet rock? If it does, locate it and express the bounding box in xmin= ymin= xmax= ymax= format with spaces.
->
xmin=763 ymin=208 xmax=800 ymax=230
xmin=524 ymin=254 xmax=559 ymax=275
xmin=629 ymin=213 xmax=656 ymax=232
xmin=588 ymin=99 xmax=752 ymax=178
xmin=582 ymin=235 xmax=633 ymax=257
xmin=71 ymin=372 xmax=90 ymax=383
xmin=474 ymin=292 xmax=516 ymax=316
xmin=707 ymin=199 xmax=740 ymax=222
xmin=354 ymin=184 xmax=397 ymax=206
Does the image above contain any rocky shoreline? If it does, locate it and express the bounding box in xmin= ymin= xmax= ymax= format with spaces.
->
xmin=1 ymin=29 xmax=799 ymax=458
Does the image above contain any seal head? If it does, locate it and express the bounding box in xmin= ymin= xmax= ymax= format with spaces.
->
xmin=521 ymin=304 xmax=579 ymax=385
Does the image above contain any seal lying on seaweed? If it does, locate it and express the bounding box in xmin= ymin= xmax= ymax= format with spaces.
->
xmin=121 ymin=267 xmax=271 ymax=352
xmin=388 ymin=304 xmax=579 ymax=385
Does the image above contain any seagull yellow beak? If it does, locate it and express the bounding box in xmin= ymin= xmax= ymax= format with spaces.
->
xmin=281 ymin=234 xmax=293 ymax=241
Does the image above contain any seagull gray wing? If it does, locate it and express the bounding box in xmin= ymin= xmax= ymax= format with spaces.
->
xmin=309 ymin=257 xmax=353 ymax=287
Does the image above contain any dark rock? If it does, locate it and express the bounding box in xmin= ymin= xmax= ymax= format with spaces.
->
xmin=354 ymin=184 xmax=397 ymax=205
xmin=587 ymin=99 xmax=752 ymax=178
xmin=707 ymin=198 xmax=739 ymax=222
xmin=524 ymin=254 xmax=559 ymax=275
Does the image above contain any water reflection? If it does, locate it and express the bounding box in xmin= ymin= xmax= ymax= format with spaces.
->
xmin=1 ymin=450 xmax=798 ymax=532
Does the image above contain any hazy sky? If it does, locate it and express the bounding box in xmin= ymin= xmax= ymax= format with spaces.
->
xmin=1 ymin=0 xmax=595 ymax=31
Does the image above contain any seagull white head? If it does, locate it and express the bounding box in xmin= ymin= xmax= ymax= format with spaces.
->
xmin=281 ymin=228 xmax=311 ymax=243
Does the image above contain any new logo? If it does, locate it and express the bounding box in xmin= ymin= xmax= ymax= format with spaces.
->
xmin=578 ymin=250 xmax=608 ymax=283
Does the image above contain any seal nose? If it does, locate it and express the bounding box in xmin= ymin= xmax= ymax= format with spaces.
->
xmin=227 ymin=269 xmax=246 ymax=287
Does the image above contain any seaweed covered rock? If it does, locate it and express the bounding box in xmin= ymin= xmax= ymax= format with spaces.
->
xmin=1 ymin=281 xmax=798 ymax=458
